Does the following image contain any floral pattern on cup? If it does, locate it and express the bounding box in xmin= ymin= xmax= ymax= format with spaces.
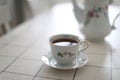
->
xmin=85 ymin=5 xmax=108 ymax=25
xmin=57 ymin=51 xmax=74 ymax=58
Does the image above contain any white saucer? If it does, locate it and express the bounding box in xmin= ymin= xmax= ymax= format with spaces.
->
xmin=41 ymin=52 xmax=88 ymax=70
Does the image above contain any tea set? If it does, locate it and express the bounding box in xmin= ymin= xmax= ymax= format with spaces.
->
xmin=41 ymin=0 xmax=120 ymax=69
xmin=42 ymin=34 xmax=89 ymax=70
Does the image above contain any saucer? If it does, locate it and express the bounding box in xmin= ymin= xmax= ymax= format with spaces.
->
xmin=41 ymin=52 xmax=88 ymax=70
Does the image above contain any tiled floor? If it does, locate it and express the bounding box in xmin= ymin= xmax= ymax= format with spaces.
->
xmin=0 ymin=72 xmax=34 ymax=80
xmin=0 ymin=56 xmax=15 ymax=71
xmin=75 ymin=66 xmax=111 ymax=80
xmin=37 ymin=65 xmax=76 ymax=80
xmin=0 ymin=2 xmax=120 ymax=80
xmin=6 ymin=58 xmax=43 ymax=76
xmin=0 ymin=44 xmax=26 ymax=57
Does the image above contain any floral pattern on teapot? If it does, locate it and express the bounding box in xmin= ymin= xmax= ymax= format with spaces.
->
xmin=85 ymin=5 xmax=108 ymax=26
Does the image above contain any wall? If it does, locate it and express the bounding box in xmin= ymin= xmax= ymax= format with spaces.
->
xmin=0 ymin=0 xmax=8 ymax=36
xmin=0 ymin=0 xmax=16 ymax=36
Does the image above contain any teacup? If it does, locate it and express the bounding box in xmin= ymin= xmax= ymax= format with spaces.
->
xmin=49 ymin=34 xmax=89 ymax=66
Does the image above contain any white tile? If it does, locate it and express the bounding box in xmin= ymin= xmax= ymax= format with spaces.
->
xmin=0 ymin=72 xmax=33 ymax=80
xmin=112 ymin=55 xmax=120 ymax=69
xmin=13 ymin=28 xmax=39 ymax=37
xmin=32 ymin=38 xmax=49 ymax=48
xmin=0 ymin=56 xmax=15 ymax=70
xmin=0 ymin=45 xmax=26 ymax=57
xmin=75 ymin=66 xmax=111 ymax=80
xmin=6 ymin=58 xmax=43 ymax=75
xmin=31 ymin=36 xmax=50 ymax=51
xmin=34 ymin=77 xmax=56 ymax=80
xmin=9 ymin=36 xmax=36 ymax=47
xmin=85 ymin=41 xmax=110 ymax=54
xmin=112 ymin=69 xmax=120 ymax=80
xmin=38 ymin=65 xmax=75 ymax=80
xmin=17 ymin=29 xmax=42 ymax=39
xmin=20 ymin=47 xmax=48 ymax=60
xmin=86 ymin=54 xmax=111 ymax=67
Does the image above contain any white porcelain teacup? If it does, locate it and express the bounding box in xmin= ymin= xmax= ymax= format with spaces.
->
xmin=49 ymin=34 xmax=89 ymax=66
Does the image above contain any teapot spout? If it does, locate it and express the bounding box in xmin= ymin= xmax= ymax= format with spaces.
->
xmin=72 ymin=0 xmax=86 ymax=23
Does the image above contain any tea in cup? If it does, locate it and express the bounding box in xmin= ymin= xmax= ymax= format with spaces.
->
xmin=49 ymin=34 xmax=89 ymax=66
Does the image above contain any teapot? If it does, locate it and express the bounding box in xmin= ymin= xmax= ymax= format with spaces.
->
xmin=72 ymin=0 xmax=119 ymax=41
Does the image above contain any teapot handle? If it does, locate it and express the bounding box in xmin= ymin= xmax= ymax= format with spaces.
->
xmin=72 ymin=0 xmax=86 ymax=23
xmin=72 ymin=0 xmax=78 ymax=6
xmin=112 ymin=13 xmax=120 ymax=29
xmin=72 ymin=0 xmax=84 ymax=9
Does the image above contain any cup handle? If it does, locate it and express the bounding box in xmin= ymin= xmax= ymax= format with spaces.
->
xmin=78 ymin=40 xmax=89 ymax=53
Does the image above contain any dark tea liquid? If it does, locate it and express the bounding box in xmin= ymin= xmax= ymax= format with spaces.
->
xmin=52 ymin=39 xmax=78 ymax=46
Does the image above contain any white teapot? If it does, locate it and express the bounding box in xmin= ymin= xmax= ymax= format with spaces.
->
xmin=72 ymin=0 xmax=119 ymax=41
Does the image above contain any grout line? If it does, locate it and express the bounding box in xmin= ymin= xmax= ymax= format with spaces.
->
xmin=32 ymin=64 xmax=45 ymax=80
xmin=35 ymin=76 xmax=63 ymax=80
xmin=72 ymin=68 xmax=78 ymax=80
xmin=3 ymin=71 xmax=35 ymax=77
xmin=37 ymin=76 xmax=63 ymax=80
xmin=32 ymin=64 xmax=63 ymax=80
xmin=110 ymin=44 xmax=113 ymax=80
xmin=85 ymin=65 xmax=111 ymax=68
xmin=0 ymin=55 xmax=16 ymax=58
xmin=16 ymin=57 xmax=42 ymax=62
xmin=106 ymin=40 xmax=113 ymax=80
xmin=0 ymin=71 xmax=4 ymax=75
